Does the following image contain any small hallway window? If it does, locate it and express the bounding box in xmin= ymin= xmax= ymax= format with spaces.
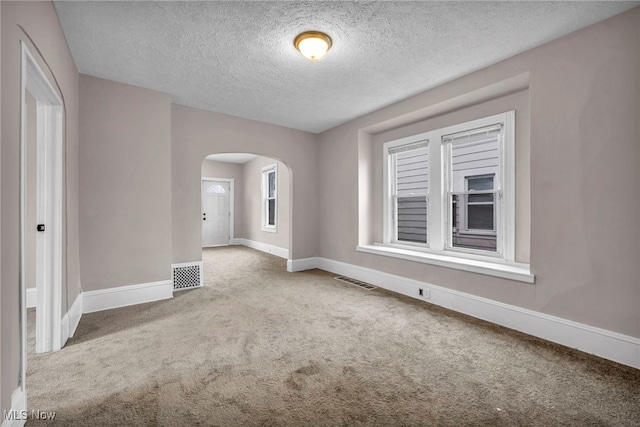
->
xmin=262 ymin=164 xmax=277 ymax=231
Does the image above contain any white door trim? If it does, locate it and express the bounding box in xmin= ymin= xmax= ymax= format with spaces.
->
xmin=202 ymin=177 xmax=234 ymax=246
xmin=20 ymin=41 xmax=64 ymax=401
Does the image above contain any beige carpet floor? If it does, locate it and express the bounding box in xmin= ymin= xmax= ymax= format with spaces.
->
xmin=26 ymin=246 xmax=640 ymax=426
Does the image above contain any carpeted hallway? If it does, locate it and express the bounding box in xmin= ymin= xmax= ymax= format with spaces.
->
xmin=26 ymin=246 xmax=640 ymax=426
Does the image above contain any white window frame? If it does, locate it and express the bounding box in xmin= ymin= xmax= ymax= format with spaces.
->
xmin=381 ymin=111 xmax=517 ymax=265
xmin=261 ymin=164 xmax=277 ymax=232
xmin=384 ymin=138 xmax=430 ymax=248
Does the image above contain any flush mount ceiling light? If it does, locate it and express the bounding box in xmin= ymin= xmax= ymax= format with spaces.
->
xmin=294 ymin=31 xmax=332 ymax=61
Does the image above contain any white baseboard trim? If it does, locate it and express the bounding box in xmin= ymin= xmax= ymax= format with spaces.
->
xmin=293 ymin=256 xmax=640 ymax=369
xmin=233 ymin=238 xmax=289 ymax=259
xmin=287 ymin=257 xmax=321 ymax=272
xmin=82 ymin=280 xmax=173 ymax=314
xmin=26 ymin=288 xmax=36 ymax=309
xmin=1 ymin=387 xmax=26 ymax=426
xmin=61 ymin=313 xmax=69 ymax=348
xmin=60 ymin=293 xmax=82 ymax=347
xmin=68 ymin=293 xmax=82 ymax=338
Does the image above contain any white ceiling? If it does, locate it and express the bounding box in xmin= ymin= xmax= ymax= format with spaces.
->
xmin=54 ymin=1 xmax=639 ymax=134
xmin=205 ymin=153 xmax=257 ymax=164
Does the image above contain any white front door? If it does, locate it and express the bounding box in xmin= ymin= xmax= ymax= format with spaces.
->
xmin=202 ymin=180 xmax=230 ymax=247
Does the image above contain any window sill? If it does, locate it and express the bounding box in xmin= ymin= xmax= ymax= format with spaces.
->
xmin=356 ymin=244 xmax=534 ymax=284
xmin=262 ymin=226 xmax=277 ymax=233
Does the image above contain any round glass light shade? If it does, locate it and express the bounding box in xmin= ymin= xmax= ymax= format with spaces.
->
xmin=294 ymin=31 xmax=332 ymax=61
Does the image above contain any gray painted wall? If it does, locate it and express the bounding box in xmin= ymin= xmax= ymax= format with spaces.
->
xmin=318 ymin=8 xmax=640 ymax=338
xmin=1 ymin=0 xmax=81 ymax=414
xmin=79 ymin=75 xmax=172 ymax=291
xmin=242 ymin=156 xmax=290 ymax=251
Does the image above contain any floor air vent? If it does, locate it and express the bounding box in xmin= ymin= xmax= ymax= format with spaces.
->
xmin=172 ymin=262 xmax=203 ymax=291
xmin=334 ymin=276 xmax=376 ymax=291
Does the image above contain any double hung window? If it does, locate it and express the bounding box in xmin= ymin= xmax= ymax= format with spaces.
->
xmin=262 ymin=164 xmax=277 ymax=231
xmin=384 ymin=111 xmax=515 ymax=262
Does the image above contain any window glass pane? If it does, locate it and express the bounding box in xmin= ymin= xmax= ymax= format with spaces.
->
xmin=452 ymin=231 xmax=497 ymax=251
xmin=397 ymin=196 xmax=427 ymax=243
xmin=468 ymin=203 xmax=494 ymax=230
xmin=468 ymin=176 xmax=493 ymax=191
xmin=268 ymin=171 xmax=276 ymax=198
xmin=448 ymin=127 xmax=500 ymax=253
xmin=268 ymin=199 xmax=275 ymax=225
xmin=468 ymin=176 xmax=494 ymax=203
xmin=468 ymin=193 xmax=493 ymax=203
xmin=207 ymin=184 xmax=225 ymax=194
xmin=395 ymin=147 xmax=428 ymax=196
xmin=450 ymin=194 xmax=497 ymax=252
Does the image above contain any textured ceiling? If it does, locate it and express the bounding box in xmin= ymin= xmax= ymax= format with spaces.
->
xmin=54 ymin=1 xmax=639 ymax=133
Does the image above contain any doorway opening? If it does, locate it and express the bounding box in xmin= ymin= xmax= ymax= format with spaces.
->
xmin=20 ymin=42 xmax=65 ymax=403
xmin=201 ymin=153 xmax=292 ymax=262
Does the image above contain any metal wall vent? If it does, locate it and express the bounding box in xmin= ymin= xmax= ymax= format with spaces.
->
xmin=334 ymin=276 xmax=376 ymax=291
xmin=173 ymin=263 xmax=202 ymax=291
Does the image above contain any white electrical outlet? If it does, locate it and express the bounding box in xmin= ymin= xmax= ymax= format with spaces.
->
xmin=418 ymin=288 xmax=431 ymax=300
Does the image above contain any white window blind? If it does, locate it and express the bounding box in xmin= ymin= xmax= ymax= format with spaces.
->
xmin=390 ymin=141 xmax=429 ymax=245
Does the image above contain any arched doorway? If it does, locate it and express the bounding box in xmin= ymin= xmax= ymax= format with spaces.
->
xmin=200 ymin=153 xmax=291 ymax=259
